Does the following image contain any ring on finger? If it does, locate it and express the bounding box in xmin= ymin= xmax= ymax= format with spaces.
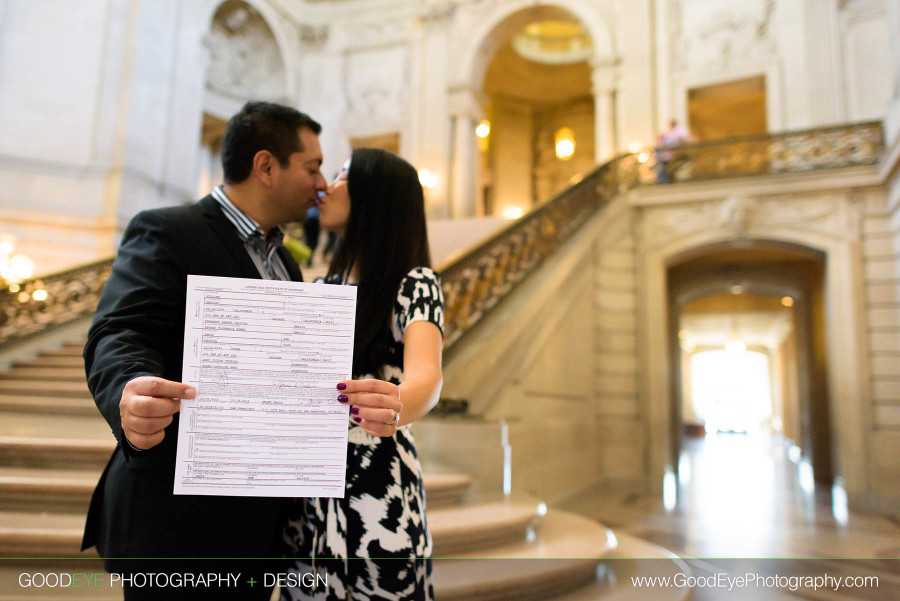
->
xmin=385 ymin=409 xmax=399 ymax=426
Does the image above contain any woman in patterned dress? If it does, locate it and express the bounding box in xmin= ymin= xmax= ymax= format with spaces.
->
xmin=282 ymin=148 xmax=443 ymax=600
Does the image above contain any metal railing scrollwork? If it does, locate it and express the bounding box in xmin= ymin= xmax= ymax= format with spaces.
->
xmin=0 ymin=258 xmax=113 ymax=347
xmin=437 ymin=163 xmax=615 ymax=348
xmin=0 ymin=121 xmax=885 ymax=350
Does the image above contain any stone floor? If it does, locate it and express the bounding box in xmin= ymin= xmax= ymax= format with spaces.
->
xmin=561 ymin=432 xmax=900 ymax=599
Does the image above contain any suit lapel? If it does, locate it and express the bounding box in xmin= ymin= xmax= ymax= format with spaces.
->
xmin=198 ymin=196 xmax=261 ymax=280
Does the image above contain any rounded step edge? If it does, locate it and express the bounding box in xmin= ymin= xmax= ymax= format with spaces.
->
xmin=13 ymin=356 xmax=86 ymax=368
xmin=0 ymin=381 xmax=91 ymax=399
xmin=0 ymin=559 xmax=119 ymax=601
xmin=0 ymin=468 xmax=100 ymax=515
xmin=429 ymin=499 xmax=540 ymax=556
xmin=0 ymin=368 xmax=88 ymax=382
xmin=551 ymin=532 xmax=693 ymax=601
xmin=433 ymin=510 xmax=617 ymax=601
xmin=37 ymin=348 xmax=85 ymax=358
xmin=423 ymin=472 xmax=472 ymax=508
xmin=0 ymin=395 xmax=97 ymax=417
xmin=0 ymin=437 xmax=114 ymax=470
xmin=0 ymin=512 xmax=93 ymax=559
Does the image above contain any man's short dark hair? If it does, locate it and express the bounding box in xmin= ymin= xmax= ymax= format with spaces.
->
xmin=221 ymin=101 xmax=322 ymax=184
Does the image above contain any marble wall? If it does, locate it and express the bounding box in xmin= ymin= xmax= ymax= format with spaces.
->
xmin=3 ymin=0 xmax=894 ymax=275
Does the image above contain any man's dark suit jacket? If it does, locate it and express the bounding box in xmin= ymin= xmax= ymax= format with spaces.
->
xmin=82 ymin=195 xmax=303 ymax=571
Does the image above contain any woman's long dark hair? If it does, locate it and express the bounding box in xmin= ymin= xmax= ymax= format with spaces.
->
xmin=327 ymin=148 xmax=432 ymax=376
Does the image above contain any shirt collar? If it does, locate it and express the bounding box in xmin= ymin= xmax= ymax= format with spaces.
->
xmin=212 ymin=186 xmax=284 ymax=244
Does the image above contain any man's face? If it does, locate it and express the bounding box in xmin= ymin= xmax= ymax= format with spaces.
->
xmin=269 ymin=127 xmax=326 ymax=224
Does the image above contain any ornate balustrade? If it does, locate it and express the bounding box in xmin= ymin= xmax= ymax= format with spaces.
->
xmin=0 ymin=121 xmax=885 ymax=350
xmin=641 ymin=120 xmax=883 ymax=185
xmin=0 ymin=258 xmax=113 ymax=347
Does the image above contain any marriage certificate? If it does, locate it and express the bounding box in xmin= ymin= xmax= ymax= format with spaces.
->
xmin=174 ymin=275 xmax=355 ymax=498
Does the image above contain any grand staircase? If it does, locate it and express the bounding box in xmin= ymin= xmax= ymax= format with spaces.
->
xmin=0 ymin=336 xmax=691 ymax=600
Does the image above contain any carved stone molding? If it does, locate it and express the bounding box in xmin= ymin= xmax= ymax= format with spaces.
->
xmin=418 ymin=1 xmax=456 ymax=25
xmin=205 ymin=1 xmax=286 ymax=100
xmin=640 ymin=193 xmax=853 ymax=252
xmin=344 ymin=46 xmax=409 ymax=132
xmin=671 ymin=0 xmax=776 ymax=71
xmin=299 ymin=24 xmax=329 ymax=49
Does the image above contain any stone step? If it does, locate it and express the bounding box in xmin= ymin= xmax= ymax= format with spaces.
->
xmin=0 ymin=413 xmax=110 ymax=440
xmin=0 ymin=468 xmax=99 ymax=514
xmin=553 ymin=533 xmax=692 ymax=601
xmin=35 ymin=347 xmax=84 ymax=358
xmin=0 ymin=466 xmax=473 ymax=518
xmin=0 ymin=367 xmax=87 ymax=382
xmin=429 ymin=499 xmax=540 ymax=555
xmin=0 ymin=380 xmax=90 ymax=398
xmin=0 ymin=437 xmax=114 ymax=470
xmin=0 ymin=560 xmax=117 ymax=600
xmin=0 ymin=535 xmax=689 ymax=601
xmin=0 ymin=395 xmax=96 ymax=417
xmin=13 ymin=356 xmax=86 ymax=368
xmin=422 ymin=472 xmax=472 ymax=508
xmin=433 ymin=510 xmax=616 ymax=601
xmin=0 ymin=512 xmax=95 ymax=558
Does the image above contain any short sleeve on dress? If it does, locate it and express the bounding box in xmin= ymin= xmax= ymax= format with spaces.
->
xmin=394 ymin=267 xmax=444 ymax=339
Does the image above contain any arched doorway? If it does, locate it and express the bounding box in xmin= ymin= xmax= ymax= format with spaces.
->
xmin=667 ymin=242 xmax=833 ymax=487
xmin=195 ymin=0 xmax=292 ymax=198
xmin=448 ymin=1 xmax=617 ymax=218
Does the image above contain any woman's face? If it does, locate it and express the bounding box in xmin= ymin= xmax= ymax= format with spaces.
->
xmin=318 ymin=159 xmax=351 ymax=237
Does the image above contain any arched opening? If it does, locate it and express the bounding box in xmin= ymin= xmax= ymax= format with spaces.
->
xmin=464 ymin=4 xmax=611 ymax=218
xmin=666 ymin=241 xmax=837 ymax=523
xmin=195 ymin=0 xmax=288 ymax=198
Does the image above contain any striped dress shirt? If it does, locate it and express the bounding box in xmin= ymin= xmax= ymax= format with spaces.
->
xmin=211 ymin=186 xmax=292 ymax=281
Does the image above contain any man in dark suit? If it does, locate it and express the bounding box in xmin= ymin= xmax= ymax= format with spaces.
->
xmin=82 ymin=101 xmax=327 ymax=600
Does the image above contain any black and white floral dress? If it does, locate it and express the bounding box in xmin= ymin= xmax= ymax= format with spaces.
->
xmin=282 ymin=267 xmax=443 ymax=601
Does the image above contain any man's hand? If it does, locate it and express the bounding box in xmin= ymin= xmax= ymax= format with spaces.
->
xmin=119 ymin=376 xmax=195 ymax=450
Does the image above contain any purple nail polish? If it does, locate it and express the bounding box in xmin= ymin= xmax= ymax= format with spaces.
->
xmin=350 ymin=407 xmax=360 ymax=415
xmin=353 ymin=416 xmax=362 ymax=423
xmin=338 ymin=395 xmax=348 ymax=403
xmin=337 ymin=383 xmax=347 ymax=390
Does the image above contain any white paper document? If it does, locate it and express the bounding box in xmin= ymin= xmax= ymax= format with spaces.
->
xmin=174 ymin=275 xmax=355 ymax=498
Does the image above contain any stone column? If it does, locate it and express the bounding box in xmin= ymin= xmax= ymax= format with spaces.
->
xmin=591 ymin=58 xmax=619 ymax=162
xmin=415 ymin=3 xmax=454 ymax=219
xmin=448 ymin=88 xmax=482 ymax=218
xmin=885 ymin=0 xmax=900 ymax=143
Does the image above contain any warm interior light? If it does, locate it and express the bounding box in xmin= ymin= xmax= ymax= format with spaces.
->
xmin=628 ymin=141 xmax=643 ymax=153
xmin=501 ymin=206 xmax=524 ymax=220
xmin=781 ymin=296 xmax=794 ymax=307
xmin=555 ymin=127 xmax=575 ymax=160
xmin=725 ymin=339 xmax=747 ymax=354
xmin=0 ymin=235 xmax=36 ymax=284
xmin=417 ymin=168 xmax=437 ymax=190
xmin=637 ymin=152 xmax=650 ymax=164
xmin=476 ymin=120 xmax=491 ymax=138
xmin=32 ymin=289 xmax=48 ymax=301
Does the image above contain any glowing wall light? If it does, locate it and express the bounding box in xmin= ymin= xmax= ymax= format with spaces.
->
xmin=475 ymin=120 xmax=491 ymax=138
xmin=417 ymin=168 xmax=437 ymax=190
xmin=554 ymin=127 xmax=575 ymax=160
xmin=501 ymin=206 xmax=524 ymax=220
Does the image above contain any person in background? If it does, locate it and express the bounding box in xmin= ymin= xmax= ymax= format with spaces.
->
xmin=282 ymin=148 xmax=444 ymax=601
xmin=302 ymin=205 xmax=321 ymax=267
xmin=655 ymin=119 xmax=692 ymax=183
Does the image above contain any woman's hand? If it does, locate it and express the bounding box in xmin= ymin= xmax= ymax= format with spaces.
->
xmin=337 ymin=379 xmax=402 ymax=437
